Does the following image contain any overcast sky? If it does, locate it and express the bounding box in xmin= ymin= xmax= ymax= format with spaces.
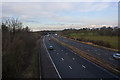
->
xmin=2 ymin=2 xmax=118 ymax=31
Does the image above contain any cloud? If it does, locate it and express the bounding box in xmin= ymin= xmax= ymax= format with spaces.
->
xmin=2 ymin=2 xmax=117 ymax=30
xmin=2 ymin=0 xmax=119 ymax=2
xmin=76 ymin=2 xmax=109 ymax=12
xmin=2 ymin=2 xmax=110 ymax=16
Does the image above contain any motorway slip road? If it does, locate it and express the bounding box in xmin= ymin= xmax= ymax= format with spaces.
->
xmin=53 ymin=34 xmax=120 ymax=68
xmin=43 ymin=35 xmax=119 ymax=79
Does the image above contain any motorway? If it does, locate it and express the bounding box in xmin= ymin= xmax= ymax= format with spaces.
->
xmin=43 ymin=35 xmax=119 ymax=78
xmin=53 ymin=34 xmax=120 ymax=68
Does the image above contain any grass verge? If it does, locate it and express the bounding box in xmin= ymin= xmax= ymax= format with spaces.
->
xmin=67 ymin=33 xmax=118 ymax=49
xmin=60 ymin=35 xmax=119 ymax=52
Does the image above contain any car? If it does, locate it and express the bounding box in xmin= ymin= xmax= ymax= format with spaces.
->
xmin=113 ymin=53 xmax=120 ymax=59
xmin=49 ymin=46 xmax=53 ymax=50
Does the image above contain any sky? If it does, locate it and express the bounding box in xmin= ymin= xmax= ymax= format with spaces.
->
xmin=2 ymin=2 xmax=118 ymax=31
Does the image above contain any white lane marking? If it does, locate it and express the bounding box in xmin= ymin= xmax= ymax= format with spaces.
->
xmin=100 ymin=78 xmax=103 ymax=80
xmin=43 ymin=37 xmax=62 ymax=79
xmin=72 ymin=58 xmax=75 ymax=60
xmin=68 ymin=66 xmax=72 ymax=69
xmin=82 ymin=65 xmax=86 ymax=68
xmin=57 ymin=53 xmax=59 ymax=54
xmin=61 ymin=58 xmax=64 ymax=61
xmin=61 ymin=50 xmax=63 ymax=51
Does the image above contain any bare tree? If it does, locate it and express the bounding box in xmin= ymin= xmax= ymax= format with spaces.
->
xmin=2 ymin=18 xmax=22 ymax=33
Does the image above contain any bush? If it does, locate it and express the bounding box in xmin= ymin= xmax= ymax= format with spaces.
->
xmin=2 ymin=19 xmax=40 ymax=78
xmin=76 ymin=37 xmax=111 ymax=48
xmin=91 ymin=40 xmax=111 ymax=48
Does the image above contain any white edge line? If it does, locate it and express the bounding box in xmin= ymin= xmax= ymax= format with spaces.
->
xmin=43 ymin=36 xmax=62 ymax=79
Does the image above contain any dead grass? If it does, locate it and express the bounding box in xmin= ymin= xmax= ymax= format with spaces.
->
xmin=60 ymin=35 xmax=119 ymax=52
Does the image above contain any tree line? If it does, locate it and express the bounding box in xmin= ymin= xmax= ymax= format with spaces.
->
xmin=61 ymin=26 xmax=120 ymax=36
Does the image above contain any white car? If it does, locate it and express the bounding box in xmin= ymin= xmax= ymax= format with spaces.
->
xmin=113 ymin=53 xmax=120 ymax=59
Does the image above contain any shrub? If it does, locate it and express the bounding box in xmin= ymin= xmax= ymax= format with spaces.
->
xmin=2 ymin=19 xmax=40 ymax=78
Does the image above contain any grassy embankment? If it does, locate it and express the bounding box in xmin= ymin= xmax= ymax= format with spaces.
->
xmin=62 ymin=32 xmax=119 ymax=51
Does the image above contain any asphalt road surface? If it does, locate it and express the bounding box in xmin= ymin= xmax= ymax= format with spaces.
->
xmin=53 ymin=34 xmax=120 ymax=68
xmin=43 ymin=35 xmax=119 ymax=79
